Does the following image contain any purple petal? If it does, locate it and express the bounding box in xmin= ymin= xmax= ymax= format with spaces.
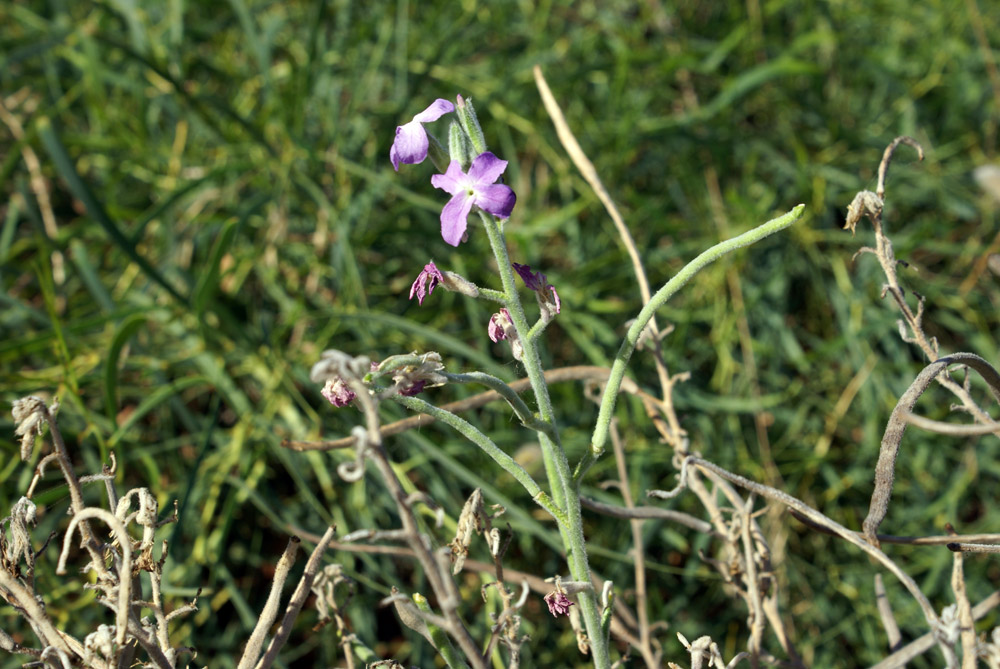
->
xmin=474 ymin=183 xmax=516 ymax=218
xmin=467 ymin=152 xmax=508 ymax=185
xmin=440 ymin=193 xmax=474 ymax=246
xmin=544 ymin=592 xmax=575 ymax=617
xmin=513 ymin=263 xmax=542 ymax=290
xmin=430 ymin=161 xmax=468 ymax=196
xmin=409 ymin=262 xmax=443 ymax=305
xmin=390 ymin=121 xmax=430 ymax=171
xmin=412 ymin=98 xmax=455 ymax=124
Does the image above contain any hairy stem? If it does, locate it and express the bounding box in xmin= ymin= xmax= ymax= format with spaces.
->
xmin=481 ymin=212 xmax=610 ymax=668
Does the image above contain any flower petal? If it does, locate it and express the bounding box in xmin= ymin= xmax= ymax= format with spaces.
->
xmin=412 ymin=98 xmax=455 ymax=124
xmin=409 ymin=262 xmax=443 ymax=305
xmin=488 ymin=311 xmax=508 ymax=342
xmin=474 ymin=184 xmax=516 ymax=219
xmin=467 ymin=151 xmax=508 ymax=184
xmin=430 ymin=161 xmax=468 ymax=196
xmin=440 ymin=193 xmax=475 ymax=246
xmin=390 ymin=121 xmax=430 ymax=171
xmin=513 ymin=262 xmax=542 ymax=290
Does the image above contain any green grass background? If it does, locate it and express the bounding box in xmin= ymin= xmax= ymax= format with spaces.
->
xmin=3 ymin=0 xmax=1000 ymax=666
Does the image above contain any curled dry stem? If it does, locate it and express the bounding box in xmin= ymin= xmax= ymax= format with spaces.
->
xmin=56 ymin=507 xmax=132 ymax=647
xmin=849 ymin=138 xmax=997 ymax=437
xmin=876 ymin=136 xmax=924 ymax=200
xmin=863 ymin=353 xmax=1000 ymax=546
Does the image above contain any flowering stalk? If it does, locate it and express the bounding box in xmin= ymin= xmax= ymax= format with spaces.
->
xmin=478 ymin=210 xmax=610 ymax=667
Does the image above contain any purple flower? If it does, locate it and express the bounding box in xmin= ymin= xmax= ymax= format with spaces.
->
xmin=390 ymin=99 xmax=455 ymax=171
xmin=488 ymin=308 xmax=513 ymax=343
xmin=430 ymin=152 xmax=516 ymax=246
xmin=321 ymin=378 xmax=356 ymax=407
xmin=512 ymin=262 xmax=561 ymax=321
xmin=409 ymin=262 xmax=444 ymax=305
xmin=544 ymin=591 xmax=574 ymax=617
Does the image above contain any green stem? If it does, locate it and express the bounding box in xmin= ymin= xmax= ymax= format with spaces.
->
xmin=579 ymin=204 xmax=805 ymax=483
xmin=442 ymin=371 xmax=555 ymax=436
xmin=477 ymin=287 xmax=507 ymax=303
xmin=526 ymin=318 xmax=549 ymax=341
xmin=392 ymin=394 xmax=566 ymax=525
xmin=480 ymin=211 xmax=611 ymax=668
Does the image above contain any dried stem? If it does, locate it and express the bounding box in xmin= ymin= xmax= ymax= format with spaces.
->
xmin=56 ymin=507 xmax=132 ymax=648
xmin=947 ymin=525 xmax=977 ymax=669
xmin=0 ymin=96 xmax=64 ymax=284
xmin=870 ymin=591 xmax=1000 ymax=669
xmin=0 ymin=569 xmax=77 ymax=656
xmin=653 ymin=457 xmax=941 ymax=636
xmin=740 ymin=496 xmax=766 ymax=666
xmin=253 ymin=526 xmax=337 ymax=669
xmin=850 ymin=138 xmax=997 ymax=433
xmin=609 ymin=421 xmax=660 ymax=668
xmin=874 ymin=574 xmax=902 ymax=651
xmin=790 ymin=508 xmax=1000 ymax=545
xmin=43 ymin=406 xmax=108 ymax=579
xmin=579 ymin=496 xmax=715 ymax=534
xmin=237 ymin=537 xmax=301 ymax=669
xmin=862 ymin=353 xmax=1000 ymax=545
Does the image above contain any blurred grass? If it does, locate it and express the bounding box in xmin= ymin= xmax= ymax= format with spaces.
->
xmin=2 ymin=0 xmax=1000 ymax=666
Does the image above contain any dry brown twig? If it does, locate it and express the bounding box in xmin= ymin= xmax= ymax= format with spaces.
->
xmin=861 ymin=353 xmax=1000 ymax=546
xmin=5 ymin=397 xmax=194 ymax=668
xmin=5 ymin=396 xmax=343 ymax=669
xmin=847 ymin=137 xmax=998 ymax=428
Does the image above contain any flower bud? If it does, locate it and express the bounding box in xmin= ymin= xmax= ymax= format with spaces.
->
xmin=440 ymin=271 xmax=479 ymax=298
xmin=447 ymin=120 xmax=473 ymax=169
xmin=456 ymin=94 xmax=487 ymax=156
